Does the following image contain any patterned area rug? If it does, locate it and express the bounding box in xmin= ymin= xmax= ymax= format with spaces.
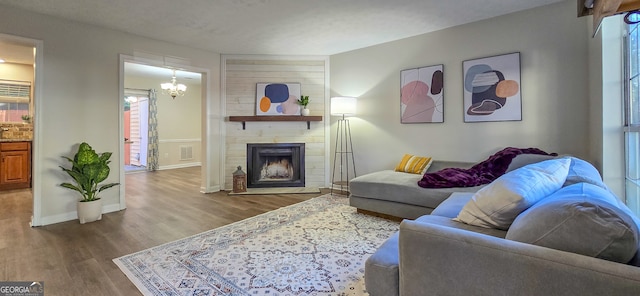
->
xmin=113 ymin=194 xmax=399 ymax=295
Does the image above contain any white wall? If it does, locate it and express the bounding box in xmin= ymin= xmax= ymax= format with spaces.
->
xmin=0 ymin=4 xmax=221 ymax=225
xmin=223 ymin=56 xmax=329 ymax=189
xmin=330 ymin=0 xmax=590 ymax=175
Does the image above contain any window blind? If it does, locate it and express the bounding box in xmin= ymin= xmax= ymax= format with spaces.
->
xmin=0 ymin=80 xmax=31 ymax=102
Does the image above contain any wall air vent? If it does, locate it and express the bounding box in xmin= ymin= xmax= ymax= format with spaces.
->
xmin=180 ymin=145 xmax=193 ymax=161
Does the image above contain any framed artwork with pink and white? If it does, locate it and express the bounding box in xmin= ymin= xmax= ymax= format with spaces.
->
xmin=400 ymin=65 xmax=444 ymax=123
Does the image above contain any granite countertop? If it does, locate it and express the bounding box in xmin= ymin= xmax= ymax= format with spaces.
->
xmin=0 ymin=138 xmax=32 ymax=142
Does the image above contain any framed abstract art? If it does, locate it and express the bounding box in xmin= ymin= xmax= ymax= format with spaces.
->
xmin=256 ymin=82 xmax=301 ymax=116
xmin=463 ymin=52 xmax=522 ymax=122
xmin=400 ymin=64 xmax=444 ymax=123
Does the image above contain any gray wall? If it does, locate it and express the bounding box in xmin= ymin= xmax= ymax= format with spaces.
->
xmin=330 ymin=1 xmax=591 ymax=175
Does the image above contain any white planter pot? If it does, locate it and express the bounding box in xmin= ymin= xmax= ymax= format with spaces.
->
xmin=301 ymin=108 xmax=310 ymax=116
xmin=77 ymin=199 xmax=103 ymax=224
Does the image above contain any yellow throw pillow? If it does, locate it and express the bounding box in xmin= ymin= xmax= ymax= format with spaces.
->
xmin=395 ymin=154 xmax=433 ymax=174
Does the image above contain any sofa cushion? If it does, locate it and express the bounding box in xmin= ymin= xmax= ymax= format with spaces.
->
xmin=455 ymin=158 xmax=571 ymax=230
xmin=350 ymin=170 xmax=482 ymax=210
xmin=430 ymin=192 xmax=474 ymax=218
xmin=563 ymin=157 xmax=608 ymax=189
xmin=415 ymin=214 xmax=507 ymax=238
xmin=426 ymin=160 xmax=475 ymax=172
xmin=365 ymin=232 xmax=400 ymax=296
xmin=505 ymin=153 xmax=557 ymax=173
xmin=506 ymin=183 xmax=640 ymax=264
xmin=395 ymin=154 xmax=433 ymax=174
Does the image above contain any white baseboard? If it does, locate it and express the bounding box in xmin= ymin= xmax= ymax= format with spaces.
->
xmin=158 ymin=162 xmax=201 ymax=170
xmin=39 ymin=211 xmax=77 ymax=226
xmin=201 ymin=185 xmax=221 ymax=193
xmin=37 ymin=203 xmax=124 ymax=226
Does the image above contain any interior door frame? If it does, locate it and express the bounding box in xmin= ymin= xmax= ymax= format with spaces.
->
xmin=0 ymin=33 xmax=44 ymax=226
xmin=118 ymin=54 xmax=212 ymax=210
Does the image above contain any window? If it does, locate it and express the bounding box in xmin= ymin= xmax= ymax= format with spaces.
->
xmin=0 ymin=80 xmax=30 ymax=122
xmin=625 ymin=15 xmax=640 ymax=216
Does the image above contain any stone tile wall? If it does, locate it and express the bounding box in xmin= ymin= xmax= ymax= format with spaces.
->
xmin=0 ymin=123 xmax=33 ymax=140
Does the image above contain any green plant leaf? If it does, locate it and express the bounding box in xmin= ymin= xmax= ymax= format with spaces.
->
xmin=99 ymin=183 xmax=119 ymax=192
xmin=297 ymin=95 xmax=309 ymax=107
xmin=60 ymin=182 xmax=83 ymax=193
xmin=59 ymin=142 xmax=119 ymax=202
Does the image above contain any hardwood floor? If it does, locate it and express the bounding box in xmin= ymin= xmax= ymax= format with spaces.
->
xmin=0 ymin=167 xmax=326 ymax=295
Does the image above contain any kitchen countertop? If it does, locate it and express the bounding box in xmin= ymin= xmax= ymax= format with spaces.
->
xmin=0 ymin=139 xmax=32 ymax=142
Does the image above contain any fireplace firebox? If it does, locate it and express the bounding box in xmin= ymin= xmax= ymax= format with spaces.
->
xmin=246 ymin=143 xmax=305 ymax=188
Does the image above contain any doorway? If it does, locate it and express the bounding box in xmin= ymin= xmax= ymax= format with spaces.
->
xmin=0 ymin=33 xmax=42 ymax=226
xmin=121 ymin=59 xmax=206 ymax=203
xmin=124 ymin=92 xmax=149 ymax=173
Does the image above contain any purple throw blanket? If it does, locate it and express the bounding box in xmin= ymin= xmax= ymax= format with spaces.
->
xmin=417 ymin=147 xmax=557 ymax=188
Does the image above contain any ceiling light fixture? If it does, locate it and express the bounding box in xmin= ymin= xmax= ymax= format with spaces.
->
xmin=160 ymin=69 xmax=187 ymax=99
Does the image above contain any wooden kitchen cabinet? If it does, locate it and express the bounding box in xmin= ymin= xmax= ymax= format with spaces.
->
xmin=0 ymin=141 xmax=31 ymax=190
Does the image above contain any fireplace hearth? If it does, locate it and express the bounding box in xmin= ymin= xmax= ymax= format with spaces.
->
xmin=247 ymin=143 xmax=305 ymax=188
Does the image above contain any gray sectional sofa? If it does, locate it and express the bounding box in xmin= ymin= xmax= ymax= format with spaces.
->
xmin=349 ymin=160 xmax=478 ymax=219
xmin=363 ymin=157 xmax=640 ymax=296
xmin=350 ymin=154 xmax=554 ymax=219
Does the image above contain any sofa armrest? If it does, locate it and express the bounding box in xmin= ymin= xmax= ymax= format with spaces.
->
xmin=399 ymin=220 xmax=640 ymax=296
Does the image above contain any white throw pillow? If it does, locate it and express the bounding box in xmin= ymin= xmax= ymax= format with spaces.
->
xmin=454 ymin=157 xmax=571 ymax=230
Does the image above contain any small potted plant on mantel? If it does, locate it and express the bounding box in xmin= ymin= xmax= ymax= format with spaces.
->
xmin=59 ymin=142 xmax=119 ymax=224
xmin=297 ymin=95 xmax=310 ymax=116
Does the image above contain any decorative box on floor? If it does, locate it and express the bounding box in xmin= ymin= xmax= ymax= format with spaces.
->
xmin=233 ymin=166 xmax=247 ymax=193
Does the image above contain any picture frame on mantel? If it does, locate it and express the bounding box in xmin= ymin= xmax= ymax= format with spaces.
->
xmin=255 ymin=82 xmax=301 ymax=116
xmin=400 ymin=64 xmax=444 ymax=123
xmin=463 ymin=52 xmax=522 ymax=123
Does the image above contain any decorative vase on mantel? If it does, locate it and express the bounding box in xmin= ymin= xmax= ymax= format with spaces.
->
xmin=298 ymin=95 xmax=310 ymax=116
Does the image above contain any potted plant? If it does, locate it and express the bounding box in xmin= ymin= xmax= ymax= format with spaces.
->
xmin=297 ymin=95 xmax=310 ymax=116
xmin=21 ymin=115 xmax=31 ymax=124
xmin=59 ymin=142 xmax=119 ymax=224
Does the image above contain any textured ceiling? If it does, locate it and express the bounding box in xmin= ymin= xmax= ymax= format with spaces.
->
xmin=0 ymin=0 xmax=564 ymax=56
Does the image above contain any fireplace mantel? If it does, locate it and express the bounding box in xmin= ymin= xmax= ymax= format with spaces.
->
xmin=228 ymin=115 xmax=323 ymax=130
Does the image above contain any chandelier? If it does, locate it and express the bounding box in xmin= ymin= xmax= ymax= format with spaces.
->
xmin=160 ymin=69 xmax=187 ymax=99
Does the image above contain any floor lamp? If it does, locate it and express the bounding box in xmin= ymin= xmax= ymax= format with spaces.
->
xmin=331 ymin=96 xmax=357 ymax=195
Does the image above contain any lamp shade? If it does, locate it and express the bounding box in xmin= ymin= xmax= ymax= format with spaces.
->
xmin=331 ymin=96 xmax=357 ymax=116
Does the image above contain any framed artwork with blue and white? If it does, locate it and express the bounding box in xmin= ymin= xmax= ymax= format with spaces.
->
xmin=463 ymin=52 xmax=521 ymax=122
xmin=256 ymin=83 xmax=301 ymax=116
